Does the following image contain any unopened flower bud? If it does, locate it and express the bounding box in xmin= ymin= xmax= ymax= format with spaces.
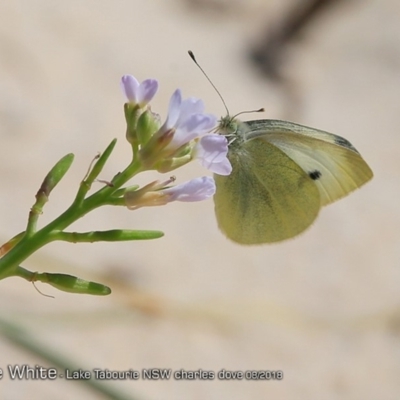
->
xmin=124 ymin=102 xmax=141 ymax=145
xmin=136 ymin=109 xmax=160 ymax=145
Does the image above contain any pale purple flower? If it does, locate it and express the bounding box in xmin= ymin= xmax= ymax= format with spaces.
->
xmin=194 ymin=134 xmax=232 ymax=175
xmin=121 ymin=75 xmax=158 ymax=107
xmin=124 ymin=176 xmax=216 ymax=209
xmin=161 ymin=89 xmax=217 ymax=151
xmin=162 ymin=176 xmax=216 ymax=202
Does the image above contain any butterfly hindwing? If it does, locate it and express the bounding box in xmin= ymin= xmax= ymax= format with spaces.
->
xmin=214 ymin=137 xmax=321 ymax=244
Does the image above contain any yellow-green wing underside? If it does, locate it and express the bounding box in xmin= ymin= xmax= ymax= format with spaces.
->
xmin=214 ymin=138 xmax=321 ymax=244
xmin=214 ymin=119 xmax=373 ymax=244
xmin=245 ymin=120 xmax=373 ymax=206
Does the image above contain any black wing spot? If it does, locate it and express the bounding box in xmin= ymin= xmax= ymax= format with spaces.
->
xmin=334 ymin=136 xmax=357 ymax=152
xmin=309 ymin=170 xmax=322 ymax=180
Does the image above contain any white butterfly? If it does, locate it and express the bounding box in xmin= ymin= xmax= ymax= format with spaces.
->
xmin=214 ymin=117 xmax=373 ymax=244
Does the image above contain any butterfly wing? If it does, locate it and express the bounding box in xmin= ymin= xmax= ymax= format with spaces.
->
xmin=245 ymin=120 xmax=373 ymax=206
xmin=214 ymin=137 xmax=321 ymax=244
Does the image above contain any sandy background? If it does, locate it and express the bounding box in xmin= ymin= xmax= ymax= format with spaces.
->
xmin=0 ymin=0 xmax=399 ymax=399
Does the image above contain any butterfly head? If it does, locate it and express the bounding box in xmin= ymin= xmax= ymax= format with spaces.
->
xmin=217 ymin=115 xmax=239 ymax=135
xmin=215 ymin=115 xmax=248 ymax=152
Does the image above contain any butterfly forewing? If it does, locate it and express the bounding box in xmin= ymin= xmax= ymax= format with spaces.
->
xmin=244 ymin=120 xmax=373 ymax=206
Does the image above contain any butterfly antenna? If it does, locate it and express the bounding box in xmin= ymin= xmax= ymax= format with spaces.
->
xmin=232 ymin=108 xmax=265 ymax=119
xmin=188 ymin=50 xmax=230 ymax=116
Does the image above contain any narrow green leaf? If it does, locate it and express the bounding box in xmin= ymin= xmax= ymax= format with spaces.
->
xmin=53 ymin=229 xmax=164 ymax=242
xmin=36 ymin=273 xmax=111 ymax=296
xmin=85 ymin=139 xmax=117 ymax=186
xmin=39 ymin=153 xmax=75 ymax=197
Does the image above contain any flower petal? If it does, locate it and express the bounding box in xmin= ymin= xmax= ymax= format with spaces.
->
xmin=183 ymin=114 xmax=217 ymax=133
xmin=163 ymin=89 xmax=182 ymax=130
xmin=121 ymin=75 xmax=140 ymax=103
xmin=162 ymin=176 xmax=216 ymax=202
xmin=195 ymin=135 xmax=232 ymax=175
xmin=177 ymin=98 xmax=205 ymax=125
xmin=167 ymin=114 xmax=218 ymax=150
xmin=138 ymin=79 xmax=158 ymax=106
xmin=208 ymin=157 xmax=232 ymax=175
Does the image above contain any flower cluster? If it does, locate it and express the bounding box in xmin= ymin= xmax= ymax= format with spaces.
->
xmin=0 ymin=72 xmax=234 ymax=297
xmin=120 ymin=74 xmax=232 ymax=209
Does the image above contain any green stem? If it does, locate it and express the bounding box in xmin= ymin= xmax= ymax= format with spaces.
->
xmin=14 ymin=265 xmax=35 ymax=281
xmin=25 ymin=153 xmax=75 ymax=238
xmin=0 ymin=158 xmax=143 ymax=280
xmin=26 ymin=194 xmax=47 ymax=238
